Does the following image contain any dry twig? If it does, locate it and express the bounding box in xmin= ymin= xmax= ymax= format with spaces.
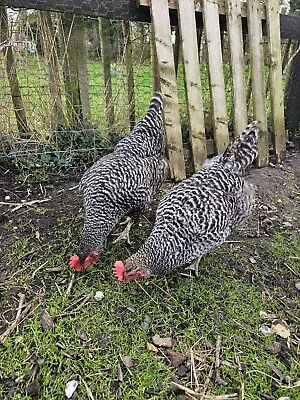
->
xmin=66 ymin=273 xmax=76 ymax=295
xmin=200 ymin=364 xmax=214 ymax=400
xmin=171 ymin=382 xmax=238 ymax=399
xmin=0 ymin=301 xmax=32 ymax=343
xmin=0 ymin=198 xmax=51 ymax=212
xmin=215 ymin=335 xmax=227 ymax=386
xmin=80 ymin=377 xmax=95 ymax=400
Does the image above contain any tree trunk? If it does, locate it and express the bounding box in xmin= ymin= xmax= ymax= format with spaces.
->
xmin=0 ymin=6 xmax=29 ymax=134
xmin=122 ymin=20 xmax=135 ymax=130
xmin=39 ymin=11 xmax=65 ymax=130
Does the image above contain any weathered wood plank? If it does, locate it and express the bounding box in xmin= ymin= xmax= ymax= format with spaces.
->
xmin=226 ymin=0 xmax=247 ymax=136
xmin=99 ymin=17 xmax=115 ymax=128
xmin=138 ymin=0 xmax=266 ymax=19
xmin=0 ymin=6 xmax=29 ymax=134
xmin=122 ymin=20 xmax=136 ymax=130
xmin=247 ymin=0 xmax=268 ymax=166
xmin=1 ymin=1 xmax=300 ymax=40
xmin=150 ymin=0 xmax=186 ymax=181
xmin=265 ymin=0 xmax=286 ymax=162
xmin=74 ymin=16 xmax=91 ymax=120
xmin=177 ymin=0 xmax=206 ymax=171
xmin=202 ymin=0 xmax=229 ymax=153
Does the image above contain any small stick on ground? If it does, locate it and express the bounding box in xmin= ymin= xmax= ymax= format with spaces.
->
xmin=0 ymin=198 xmax=51 ymax=212
xmin=267 ymin=361 xmax=289 ymax=384
xmin=171 ymin=382 xmax=238 ymax=399
xmin=66 ymin=273 xmax=76 ymax=295
xmin=80 ymin=377 xmax=95 ymax=400
xmin=0 ymin=302 xmax=32 ymax=343
xmin=200 ymin=364 xmax=214 ymax=400
xmin=190 ymin=349 xmax=200 ymax=389
xmin=215 ymin=335 xmax=227 ymax=386
xmin=15 ymin=293 xmax=26 ymax=320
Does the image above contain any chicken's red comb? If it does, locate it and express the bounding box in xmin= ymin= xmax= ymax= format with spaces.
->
xmin=113 ymin=261 xmax=126 ymax=281
xmin=69 ymin=254 xmax=84 ymax=272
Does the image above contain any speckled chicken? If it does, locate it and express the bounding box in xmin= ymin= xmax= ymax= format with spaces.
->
xmin=69 ymin=92 xmax=168 ymax=272
xmin=113 ymin=121 xmax=260 ymax=281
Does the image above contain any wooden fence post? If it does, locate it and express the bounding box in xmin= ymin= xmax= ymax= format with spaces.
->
xmin=74 ymin=16 xmax=91 ymax=121
xmin=266 ymin=0 xmax=286 ymax=162
xmin=150 ymin=0 xmax=186 ymax=181
xmin=202 ymin=0 xmax=229 ymax=154
xmin=99 ymin=17 xmax=115 ymax=129
xmin=0 ymin=7 xmax=29 ymax=134
xmin=178 ymin=0 xmax=207 ymax=171
xmin=247 ymin=0 xmax=268 ymax=166
xmin=122 ymin=20 xmax=135 ymax=130
xmin=226 ymin=0 xmax=248 ymax=136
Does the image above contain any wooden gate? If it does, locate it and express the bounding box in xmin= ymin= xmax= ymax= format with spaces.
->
xmin=138 ymin=0 xmax=286 ymax=181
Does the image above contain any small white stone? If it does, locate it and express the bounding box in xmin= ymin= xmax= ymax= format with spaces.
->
xmin=94 ymin=291 xmax=104 ymax=300
xmin=4 ymin=195 xmax=10 ymax=201
xmin=65 ymin=380 xmax=78 ymax=398
xmin=259 ymin=325 xmax=275 ymax=335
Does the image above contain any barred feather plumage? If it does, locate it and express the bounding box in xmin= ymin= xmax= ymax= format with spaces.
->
xmin=71 ymin=92 xmax=169 ymax=268
xmin=120 ymin=121 xmax=260 ymax=278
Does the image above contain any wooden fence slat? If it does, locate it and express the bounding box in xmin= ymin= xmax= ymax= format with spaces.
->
xmin=138 ymin=0 xmax=266 ymax=19
xmin=202 ymin=0 xmax=229 ymax=153
xmin=247 ymin=0 xmax=268 ymax=166
xmin=266 ymin=0 xmax=286 ymax=162
xmin=150 ymin=0 xmax=186 ymax=181
xmin=177 ymin=0 xmax=206 ymax=171
xmin=74 ymin=16 xmax=91 ymax=120
xmin=226 ymin=0 xmax=247 ymax=136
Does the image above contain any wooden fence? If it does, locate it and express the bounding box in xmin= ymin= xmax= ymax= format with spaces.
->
xmin=138 ymin=0 xmax=286 ymax=181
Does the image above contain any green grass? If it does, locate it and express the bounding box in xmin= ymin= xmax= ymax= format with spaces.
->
xmin=1 ymin=208 xmax=299 ymax=399
xmin=0 ymin=54 xmax=273 ymax=139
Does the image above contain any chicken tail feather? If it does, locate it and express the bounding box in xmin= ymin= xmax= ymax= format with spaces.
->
xmin=220 ymin=121 xmax=260 ymax=175
xmin=148 ymin=92 xmax=164 ymax=115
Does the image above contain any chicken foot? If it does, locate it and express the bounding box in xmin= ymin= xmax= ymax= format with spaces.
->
xmin=112 ymin=217 xmax=135 ymax=245
xmin=184 ymin=255 xmax=202 ymax=277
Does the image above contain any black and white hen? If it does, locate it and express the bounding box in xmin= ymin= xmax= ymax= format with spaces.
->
xmin=69 ymin=92 xmax=168 ymax=272
xmin=113 ymin=121 xmax=260 ymax=281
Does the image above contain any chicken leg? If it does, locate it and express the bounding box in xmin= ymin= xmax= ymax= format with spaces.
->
xmin=112 ymin=217 xmax=135 ymax=245
xmin=184 ymin=255 xmax=202 ymax=277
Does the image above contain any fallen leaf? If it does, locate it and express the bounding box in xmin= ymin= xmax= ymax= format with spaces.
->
xmin=122 ymin=356 xmax=133 ymax=369
xmin=26 ymin=381 xmax=40 ymax=396
xmin=65 ymin=380 xmax=78 ymax=398
xmin=166 ymin=349 xmax=185 ymax=367
xmin=249 ymin=257 xmax=257 ymax=264
xmin=152 ymin=334 xmax=172 ymax=348
xmin=40 ymin=309 xmax=54 ymax=330
xmin=127 ymin=306 xmax=135 ymax=313
xmin=177 ymin=364 xmax=188 ymax=377
xmin=146 ymin=342 xmax=158 ymax=353
xmin=278 ymin=397 xmax=290 ymax=400
xmin=271 ymin=319 xmax=290 ymax=339
xmin=295 ymin=281 xmax=300 ymax=291
xmin=259 ymin=325 xmax=275 ymax=335
xmin=76 ymin=327 xmax=88 ymax=342
xmin=94 ymin=291 xmax=104 ymax=300
xmin=266 ymin=342 xmax=281 ymax=354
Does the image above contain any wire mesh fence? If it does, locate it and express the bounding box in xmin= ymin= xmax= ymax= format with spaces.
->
xmin=0 ymin=4 xmax=299 ymax=174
